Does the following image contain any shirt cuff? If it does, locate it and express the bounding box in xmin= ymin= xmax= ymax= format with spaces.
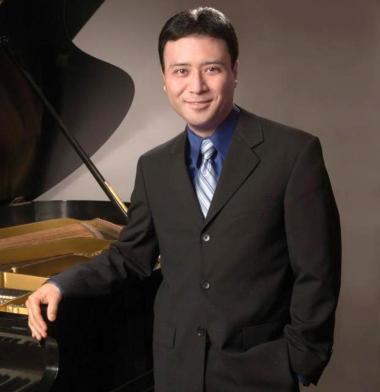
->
xmin=47 ymin=278 xmax=64 ymax=296
xmin=297 ymin=374 xmax=310 ymax=386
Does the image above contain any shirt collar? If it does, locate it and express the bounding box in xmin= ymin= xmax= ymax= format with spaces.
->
xmin=186 ymin=105 xmax=240 ymax=164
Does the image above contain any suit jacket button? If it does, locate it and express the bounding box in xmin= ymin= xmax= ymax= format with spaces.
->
xmin=201 ymin=281 xmax=210 ymax=290
xmin=196 ymin=327 xmax=206 ymax=337
xmin=202 ymin=233 xmax=210 ymax=242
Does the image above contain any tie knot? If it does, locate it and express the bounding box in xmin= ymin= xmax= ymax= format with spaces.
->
xmin=200 ymin=139 xmax=216 ymax=161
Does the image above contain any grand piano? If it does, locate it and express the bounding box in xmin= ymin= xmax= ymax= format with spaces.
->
xmin=0 ymin=1 xmax=159 ymax=391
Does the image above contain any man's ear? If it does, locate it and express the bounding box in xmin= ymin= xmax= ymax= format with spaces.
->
xmin=161 ymin=70 xmax=167 ymax=92
xmin=233 ymin=60 xmax=239 ymax=85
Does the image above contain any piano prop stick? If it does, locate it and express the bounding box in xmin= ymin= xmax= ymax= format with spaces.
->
xmin=1 ymin=39 xmax=129 ymax=222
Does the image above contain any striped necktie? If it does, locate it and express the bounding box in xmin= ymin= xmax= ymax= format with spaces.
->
xmin=195 ymin=139 xmax=217 ymax=217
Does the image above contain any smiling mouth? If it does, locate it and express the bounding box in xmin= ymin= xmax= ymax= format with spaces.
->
xmin=185 ymin=100 xmax=212 ymax=107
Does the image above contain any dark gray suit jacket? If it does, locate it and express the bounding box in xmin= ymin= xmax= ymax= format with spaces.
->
xmin=54 ymin=108 xmax=341 ymax=392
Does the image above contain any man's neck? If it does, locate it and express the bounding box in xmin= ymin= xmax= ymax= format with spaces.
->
xmin=187 ymin=106 xmax=236 ymax=138
xmin=189 ymin=128 xmax=215 ymax=138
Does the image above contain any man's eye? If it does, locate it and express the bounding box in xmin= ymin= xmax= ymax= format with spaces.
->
xmin=174 ymin=68 xmax=188 ymax=76
xmin=205 ymin=66 xmax=221 ymax=74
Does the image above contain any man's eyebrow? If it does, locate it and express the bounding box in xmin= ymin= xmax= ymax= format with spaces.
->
xmin=169 ymin=62 xmax=191 ymax=68
xmin=201 ymin=61 xmax=226 ymax=66
xmin=169 ymin=60 xmax=226 ymax=68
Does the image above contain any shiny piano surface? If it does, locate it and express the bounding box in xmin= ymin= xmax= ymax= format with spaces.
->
xmin=0 ymin=1 xmax=159 ymax=391
xmin=0 ymin=311 xmax=58 ymax=392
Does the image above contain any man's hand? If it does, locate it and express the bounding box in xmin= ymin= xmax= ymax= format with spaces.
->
xmin=25 ymin=283 xmax=62 ymax=340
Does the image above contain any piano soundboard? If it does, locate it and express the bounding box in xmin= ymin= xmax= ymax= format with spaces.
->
xmin=0 ymin=289 xmax=29 ymax=306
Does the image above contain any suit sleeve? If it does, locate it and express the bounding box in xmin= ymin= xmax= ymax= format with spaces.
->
xmin=283 ymin=137 xmax=341 ymax=385
xmin=52 ymin=156 xmax=159 ymax=297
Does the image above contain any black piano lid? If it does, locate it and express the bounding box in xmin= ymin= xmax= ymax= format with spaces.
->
xmin=0 ymin=0 xmax=134 ymax=208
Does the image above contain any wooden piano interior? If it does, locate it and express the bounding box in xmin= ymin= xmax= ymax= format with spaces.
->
xmin=0 ymin=217 xmax=158 ymax=392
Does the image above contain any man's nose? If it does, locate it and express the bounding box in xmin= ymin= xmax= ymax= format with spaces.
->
xmin=189 ymin=71 xmax=207 ymax=94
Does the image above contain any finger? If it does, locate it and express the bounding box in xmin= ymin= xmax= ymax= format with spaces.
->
xmin=47 ymin=298 xmax=58 ymax=322
xmin=28 ymin=316 xmax=43 ymax=341
xmin=29 ymin=298 xmax=46 ymax=332
xmin=28 ymin=308 xmax=46 ymax=339
xmin=27 ymin=297 xmax=48 ymax=336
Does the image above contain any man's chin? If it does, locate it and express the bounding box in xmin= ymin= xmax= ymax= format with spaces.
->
xmin=186 ymin=119 xmax=217 ymax=135
xmin=184 ymin=109 xmax=214 ymax=125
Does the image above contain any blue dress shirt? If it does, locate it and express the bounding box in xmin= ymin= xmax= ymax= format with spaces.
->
xmin=186 ymin=105 xmax=240 ymax=186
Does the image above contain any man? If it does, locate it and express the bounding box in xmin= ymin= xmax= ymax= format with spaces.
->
xmin=27 ymin=7 xmax=341 ymax=392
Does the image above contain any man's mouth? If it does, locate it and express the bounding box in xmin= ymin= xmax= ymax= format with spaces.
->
xmin=185 ymin=100 xmax=212 ymax=108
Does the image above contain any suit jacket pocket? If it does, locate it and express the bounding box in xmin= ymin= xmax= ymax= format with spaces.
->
xmin=242 ymin=319 xmax=287 ymax=350
xmin=153 ymin=320 xmax=176 ymax=349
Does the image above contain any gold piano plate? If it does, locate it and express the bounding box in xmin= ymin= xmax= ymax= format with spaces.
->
xmin=0 ymin=272 xmax=47 ymax=315
xmin=0 ymin=271 xmax=47 ymax=291
xmin=0 ymin=218 xmax=121 ymax=316
xmin=0 ymin=253 xmax=95 ymax=315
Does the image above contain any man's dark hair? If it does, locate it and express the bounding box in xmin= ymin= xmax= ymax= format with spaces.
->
xmin=158 ymin=7 xmax=238 ymax=70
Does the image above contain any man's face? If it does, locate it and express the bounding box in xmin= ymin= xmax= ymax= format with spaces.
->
xmin=162 ymin=35 xmax=238 ymax=136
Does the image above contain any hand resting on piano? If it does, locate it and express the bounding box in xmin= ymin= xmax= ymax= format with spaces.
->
xmin=25 ymin=283 xmax=62 ymax=340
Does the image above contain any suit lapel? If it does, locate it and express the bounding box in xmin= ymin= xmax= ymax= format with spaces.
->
xmin=167 ymin=110 xmax=264 ymax=229
xmin=169 ymin=131 xmax=204 ymax=227
xmin=203 ymin=110 xmax=264 ymax=228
